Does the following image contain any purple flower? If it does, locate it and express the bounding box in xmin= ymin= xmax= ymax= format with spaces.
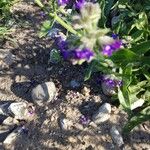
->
xmin=40 ymin=11 xmax=46 ymax=18
xmin=56 ymin=37 xmax=68 ymax=50
xmin=79 ymin=115 xmax=90 ymax=125
xmin=57 ymin=0 xmax=69 ymax=5
xmin=102 ymin=45 xmax=113 ymax=56
xmin=74 ymin=48 xmax=94 ymax=61
xmin=111 ymin=33 xmax=119 ymax=39
xmin=111 ymin=40 xmax=122 ymax=49
xmin=102 ymin=40 xmax=122 ymax=56
xmin=101 ymin=76 xmax=122 ymax=88
xmin=74 ymin=0 xmax=85 ymax=9
xmin=105 ymin=79 xmax=116 ymax=87
xmin=56 ymin=37 xmax=71 ymax=59
xmin=56 ymin=37 xmax=94 ymax=63
xmin=61 ymin=50 xmax=75 ymax=60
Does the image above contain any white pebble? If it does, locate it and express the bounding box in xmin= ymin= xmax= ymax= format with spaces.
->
xmin=92 ymin=103 xmax=111 ymax=124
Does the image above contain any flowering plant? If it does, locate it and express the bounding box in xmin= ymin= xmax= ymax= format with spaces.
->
xmin=35 ymin=0 xmax=150 ymax=132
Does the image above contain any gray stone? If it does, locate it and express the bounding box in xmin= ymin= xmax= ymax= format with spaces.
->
xmin=2 ymin=117 xmax=14 ymax=126
xmin=110 ymin=126 xmax=124 ymax=147
xmin=92 ymin=103 xmax=111 ymax=124
xmin=0 ymin=125 xmax=16 ymax=142
xmin=0 ymin=50 xmax=15 ymax=69
xmin=59 ymin=118 xmax=73 ymax=130
xmin=70 ymin=80 xmax=80 ymax=89
xmin=31 ymin=82 xmax=57 ymax=106
xmin=3 ymin=126 xmax=28 ymax=150
xmin=0 ymin=102 xmax=36 ymax=122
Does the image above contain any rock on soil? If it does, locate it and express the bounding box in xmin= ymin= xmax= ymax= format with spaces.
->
xmin=31 ymin=82 xmax=57 ymax=106
xmin=70 ymin=79 xmax=81 ymax=89
xmin=0 ymin=102 xmax=36 ymax=122
xmin=0 ymin=1 xmax=149 ymax=149
xmin=59 ymin=117 xmax=73 ymax=130
xmin=3 ymin=126 xmax=28 ymax=150
xmin=92 ymin=103 xmax=111 ymax=124
xmin=0 ymin=49 xmax=15 ymax=69
xmin=110 ymin=126 xmax=124 ymax=148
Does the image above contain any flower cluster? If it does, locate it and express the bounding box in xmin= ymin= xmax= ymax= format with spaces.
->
xmin=56 ymin=37 xmax=94 ymax=64
xmin=111 ymin=33 xmax=119 ymax=39
xmin=74 ymin=0 xmax=85 ymax=9
xmin=57 ymin=0 xmax=69 ymax=6
xmin=73 ymin=48 xmax=94 ymax=61
xmin=101 ymin=76 xmax=122 ymax=88
xmin=102 ymin=40 xmax=122 ymax=57
xmin=58 ymin=0 xmax=85 ymax=9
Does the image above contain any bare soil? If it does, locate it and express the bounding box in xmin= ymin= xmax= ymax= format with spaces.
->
xmin=0 ymin=1 xmax=149 ymax=150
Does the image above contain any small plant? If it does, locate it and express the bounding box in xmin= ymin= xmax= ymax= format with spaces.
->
xmin=0 ymin=0 xmax=18 ymax=45
xmin=36 ymin=0 xmax=150 ymax=132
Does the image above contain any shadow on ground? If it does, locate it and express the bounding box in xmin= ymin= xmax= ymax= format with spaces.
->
xmin=0 ymin=0 xmax=149 ymax=150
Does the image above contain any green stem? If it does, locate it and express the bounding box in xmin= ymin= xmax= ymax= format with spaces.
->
xmin=50 ymin=13 xmax=80 ymax=36
xmin=34 ymin=0 xmax=44 ymax=8
xmin=35 ymin=0 xmax=80 ymax=36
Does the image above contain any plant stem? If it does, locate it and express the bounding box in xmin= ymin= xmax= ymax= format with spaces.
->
xmin=50 ymin=13 xmax=80 ymax=36
xmin=35 ymin=0 xmax=80 ymax=36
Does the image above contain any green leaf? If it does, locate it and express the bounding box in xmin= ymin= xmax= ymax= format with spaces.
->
xmin=130 ymin=40 xmax=150 ymax=55
xmin=129 ymin=81 xmax=148 ymax=94
xmin=123 ymin=106 xmax=150 ymax=133
xmin=43 ymin=20 xmax=52 ymax=29
xmin=131 ymin=30 xmax=143 ymax=42
xmin=49 ymin=49 xmax=61 ymax=64
xmin=104 ymin=0 xmax=114 ymax=17
xmin=98 ymin=0 xmax=107 ymax=27
xmin=110 ymin=49 xmax=139 ymax=65
xmin=84 ymin=62 xmax=94 ymax=81
xmin=140 ymin=56 xmax=150 ymax=66
xmin=143 ymin=70 xmax=150 ymax=80
xmin=38 ymin=20 xmax=53 ymax=38
xmin=122 ymin=64 xmax=133 ymax=91
xmin=144 ymin=90 xmax=150 ymax=102
xmin=118 ymin=87 xmax=131 ymax=109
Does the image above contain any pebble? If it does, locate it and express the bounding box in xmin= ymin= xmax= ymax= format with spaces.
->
xmin=75 ymin=123 xmax=84 ymax=130
xmin=2 ymin=117 xmax=14 ymax=126
xmin=68 ymin=136 xmax=77 ymax=143
xmin=0 ymin=102 xmax=36 ymax=122
xmin=3 ymin=52 xmax=15 ymax=66
xmin=110 ymin=126 xmax=124 ymax=148
xmin=0 ymin=50 xmax=15 ymax=68
xmin=3 ymin=126 xmax=28 ymax=150
xmin=70 ymin=80 xmax=80 ymax=89
xmin=0 ymin=125 xmax=16 ymax=142
xmin=89 ymin=121 xmax=97 ymax=128
xmin=92 ymin=103 xmax=111 ymax=124
xmin=59 ymin=118 xmax=73 ymax=130
xmin=81 ymin=86 xmax=90 ymax=97
xmin=31 ymin=82 xmax=57 ymax=106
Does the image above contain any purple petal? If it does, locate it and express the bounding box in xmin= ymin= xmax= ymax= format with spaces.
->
xmin=57 ymin=0 xmax=69 ymax=5
xmin=74 ymin=0 xmax=85 ymax=9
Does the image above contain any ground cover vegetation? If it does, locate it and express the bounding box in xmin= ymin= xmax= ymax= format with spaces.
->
xmin=35 ymin=0 xmax=150 ymax=133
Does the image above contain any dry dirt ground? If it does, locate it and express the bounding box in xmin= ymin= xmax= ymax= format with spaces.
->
xmin=0 ymin=1 xmax=150 ymax=150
